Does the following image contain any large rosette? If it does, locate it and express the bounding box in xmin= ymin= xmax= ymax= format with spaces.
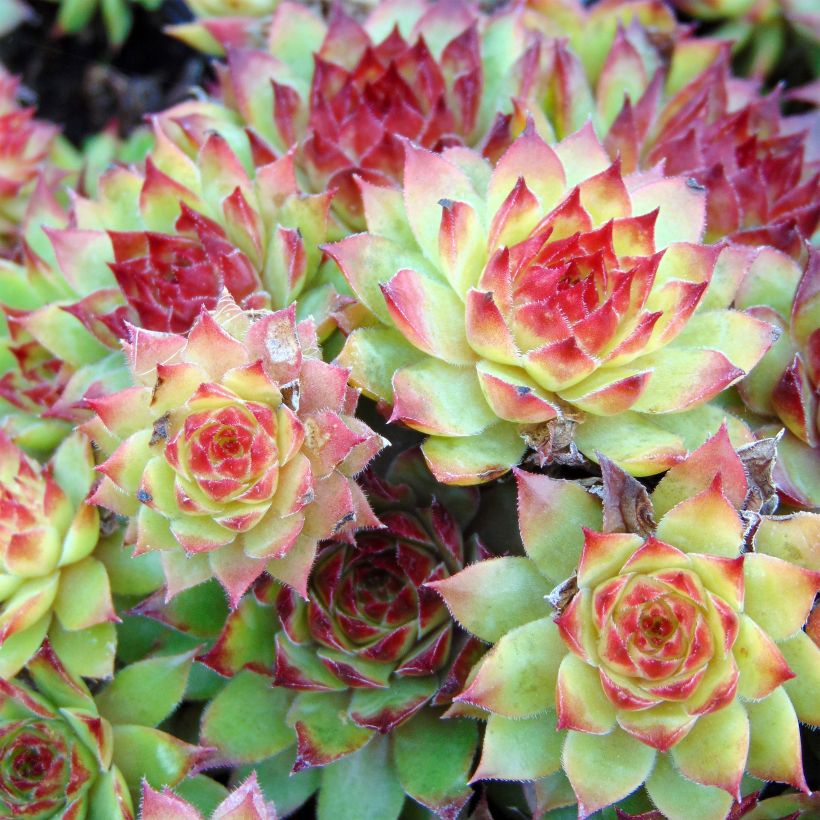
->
xmin=84 ymin=293 xmax=383 ymax=603
xmin=330 ymin=125 xmax=774 ymax=483
xmin=431 ymin=427 xmax=820 ymax=818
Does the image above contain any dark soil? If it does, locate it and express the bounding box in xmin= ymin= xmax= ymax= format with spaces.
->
xmin=0 ymin=0 xmax=209 ymax=144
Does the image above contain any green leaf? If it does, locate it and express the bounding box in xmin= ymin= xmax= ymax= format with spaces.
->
xmin=236 ymin=747 xmax=319 ymax=817
xmin=87 ymin=767 xmax=135 ymax=820
xmin=111 ymin=724 xmax=207 ymax=790
xmin=393 ymin=709 xmax=478 ymax=815
xmin=515 ymin=471 xmax=602 ymax=584
xmin=288 ymin=691 xmax=373 ymax=768
xmin=173 ymin=775 xmax=230 ymax=815
xmin=474 ymin=711 xmax=563 ymax=781
xmin=563 ymin=728 xmax=656 ymax=815
xmin=200 ymin=670 xmax=295 ymax=764
xmin=95 ymin=649 xmax=196 ymax=727
xmin=646 ymin=754 xmax=734 ymax=820
xmin=50 ymin=619 xmax=116 ymax=680
xmin=95 ymin=532 xmax=165 ymax=597
xmin=429 ymin=557 xmax=552 ymax=643
xmin=422 ymin=422 xmax=526 ymax=485
xmin=459 ymin=617 xmax=565 ymax=717
xmin=318 ymin=736 xmax=405 ymax=820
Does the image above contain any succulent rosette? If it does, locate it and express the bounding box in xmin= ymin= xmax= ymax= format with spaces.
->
xmin=84 ymin=293 xmax=383 ymax=604
xmin=69 ymin=119 xmax=351 ymax=338
xmin=169 ymin=0 xmax=531 ymax=228
xmin=329 ymin=125 xmax=773 ymax=484
xmin=733 ymin=247 xmax=820 ymax=508
xmin=0 ymin=430 xmax=120 ymax=679
xmin=431 ymin=426 xmax=820 ymax=818
xmin=517 ymin=3 xmax=820 ymax=255
xmin=195 ymin=452 xmax=485 ymax=819
xmin=2 ymin=640 xmax=213 ymax=817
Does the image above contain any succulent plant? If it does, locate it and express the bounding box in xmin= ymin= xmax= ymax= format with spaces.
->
xmin=734 ymin=247 xmax=820 ymax=508
xmin=141 ymin=773 xmax=276 ymax=819
xmin=431 ymin=426 xmax=820 ymax=818
xmin=2 ymin=639 xmax=213 ymax=816
xmin=72 ymin=121 xmax=352 ymax=339
xmin=167 ymin=0 xmax=531 ymax=229
xmin=46 ymin=0 xmax=162 ymax=49
xmin=194 ymin=452 xmax=484 ymax=819
xmin=517 ymin=2 xmax=820 ymax=256
xmin=329 ymin=124 xmax=774 ymax=484
xmin=0 ymin=71 xmax=59 ymax=256
xmin=83 ymin=293 xmax=383 ymax=604
xmin=0 ymin=431 xmax=119 ymax=679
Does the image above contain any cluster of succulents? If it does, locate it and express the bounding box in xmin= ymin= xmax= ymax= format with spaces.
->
xmin=0 ymin=0 xmax=818 ymax=818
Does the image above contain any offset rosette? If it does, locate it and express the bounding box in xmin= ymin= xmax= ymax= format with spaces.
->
xmin=84 ymin=293 xmax=383 ymax=603
xmin=0 ymin=431 xmax=116 ymax=679
xmin=58 ymin=124 xmax=347 ymax=339
xmin=515 ymin=3 xmax=819 ymax=256
xmin=167 ymin=0 xmax=530 ymax=227
xmin=268 ymin=454 xmax=483 ymax=818
xmin=329 ymin=126 xmax=774 ymax=483
xmin=431 ymin=427 xmax=820 ymax=818
xmin=0 ymin=644 xmax=132 ymax=818
xmin=735 ymin=247 xmax=820 ymax=507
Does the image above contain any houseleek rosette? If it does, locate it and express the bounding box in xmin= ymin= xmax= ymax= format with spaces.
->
xmin=0 ymin=431 xmax=117 ymax=679
xmin=329 ymin=125 xmax=774 ymax=483
xmin=166 ymin=0 xmax=531 ymax=228
xmin=431 ymin=427 xmax=820 ymax=818
xmin=197 ymin=453 xmax=485 ymax=819
xmin=84 ymin=293 xmax=383 ymax=603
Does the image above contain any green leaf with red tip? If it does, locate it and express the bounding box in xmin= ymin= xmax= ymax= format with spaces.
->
xmin=556 ymin=653 xmax=617 ymax=735
xmin=392 ymin=359 xmax=495 ymax=437
xmin=655 ymin=478 xmax=743 ymax=557
xmin=111 ymin=724 xmax=211 ymax=790
xmin=745 ymin=687 xmax=808 ymax=791
xmin=288 ymin=692 xmax=373 ymax=770
xmin=392 ymin=708 xmax=478 ymax=817
xmin=336 ymin=327 xmax=424 ymax=404
xmin=575 ymin=412 xmax=687 ymax=477
xmin=348 ymin=677 xmax=436 ymax=733
xmin=200 ymin=670 xmax=294 ymax=764
xmin=473 ymin=710 xmax=563 ymax=781
xmin=236 ymin=747 xmax=320 ymax=817
xmin=563 ymin=727 xmax=656 ymax=816
xmin=743 ymin=554 xmax=820 ymax=642
xmin=645 ymin=754 xmax=734 ymax=820
xmin=457 ymin=617 xmax=565 ymax=718
xmin=427 ymin=557 xmax=552 ymax=643
xmin=780 ymin=631 xmax=820 ymax=726
xmin=421 ymin=422 xmax=525 ymax=486
xmin=317 ymin=736 xmax=404 ymax=820
xmin=515 ymin=470 xmax=602 ymax=584
xmin=670 ymin=699 xmax=749 ymax=798
xmin=26 ymin=641 xmax=95 ymax=711
xmin=651 ymin=425 xmax=747 ymax=518
xmin=95 ymin=648 xmax=196 ymax=728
